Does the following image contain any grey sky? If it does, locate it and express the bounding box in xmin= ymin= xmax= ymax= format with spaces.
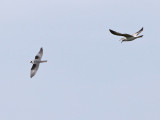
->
xmin=0 ymin=0 xmax=160 ymax=120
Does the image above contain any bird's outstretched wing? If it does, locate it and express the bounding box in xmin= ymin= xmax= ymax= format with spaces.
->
xmin=109 ymin=29 xmax=133 ymax=37
xmin=30 ymin=64 xmax=40 ymax=78
xmin=133 ymin=27 xmax=143 ymax=36
xmin=35 ymin=48 xmax=43 ymax=60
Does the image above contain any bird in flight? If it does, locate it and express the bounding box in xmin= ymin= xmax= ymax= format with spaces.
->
xmin=109 ymin=27 xmax=143 ymax=43
xmin=30 ymin=47 xmax=47 ymax=78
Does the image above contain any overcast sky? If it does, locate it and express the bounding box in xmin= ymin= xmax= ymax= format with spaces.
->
xmin=0 ymin=0 xmax=160 ymax=120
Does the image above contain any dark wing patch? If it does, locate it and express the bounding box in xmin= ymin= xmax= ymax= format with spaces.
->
xmin=31 ymin=64 xmax=37 ymax=70
xmin=34 ymin=48 xmax=43 ymax=60
xmin=35 ymin=56 xmax=40 ymax=59
xmin=109 ymin=29 xmax=133 ymax=37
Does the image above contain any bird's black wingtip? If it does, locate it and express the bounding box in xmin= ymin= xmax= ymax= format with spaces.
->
xmin=30 ymin=75 xmax=34 ymax=78
xmin=109 ymin=29 xmax=113 ymax=32
xmin=109 ymin=29 xmax=115 ymax=34
xmin=40 ymin=47 xmax=43 ymax=52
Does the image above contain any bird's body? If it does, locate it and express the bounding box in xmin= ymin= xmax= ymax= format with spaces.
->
xmin=121 ymin=35 xmax=143 ymax=42
xmin=109 ymin=27 xmax=143 ymax=43
xmin=30 ymin=59 xmax=47 ymax=64
xmin=30 ymin=48 xmax=47 ymax=78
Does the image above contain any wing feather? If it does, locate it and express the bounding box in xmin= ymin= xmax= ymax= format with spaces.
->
xmin=109 ymin=29 xmax=133 ymax=37
xmin=35 ymin=48 xmax=43 ymax=60
xmin=30 ymin=64 xmax=40 ymax=78
xmin=133 ymin=27 xmax=143 ymax=36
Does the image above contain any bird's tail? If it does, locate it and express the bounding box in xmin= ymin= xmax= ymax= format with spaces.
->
xmin=138 ymin=35 xmax=143 ymax=38
xmin=40 ymin=60 xmax=47 ymax=63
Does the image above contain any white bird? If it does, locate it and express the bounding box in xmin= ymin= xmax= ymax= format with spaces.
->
xmin=109 ymin=27 xmax=143 ymax=43
xmin=30 ymin=48 xmax=47 ymax=78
